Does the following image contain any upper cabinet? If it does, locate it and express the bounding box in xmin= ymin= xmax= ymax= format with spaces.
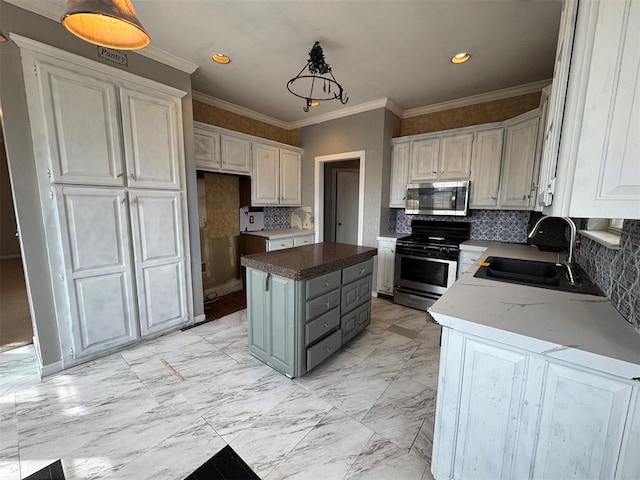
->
xmin=252 ymin=142 xmax=302 ymax=206
xmin=410 ymin=138 xmax=440 ymax=181
xmin=410 ymin=133 xmax=472 ymax=182
xmin=194 ymin=123 xmax=251 ymax=175
xmin=469 ymin=128 xmax=504 ymax=208
xmin=389 ymin=142 xmax=410 ymax=208
xmin=539 ymin=0 xmax=640 ymax=219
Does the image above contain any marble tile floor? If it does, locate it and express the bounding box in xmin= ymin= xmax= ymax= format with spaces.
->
xmin=0 ymin=297 xmax=440 ymax=480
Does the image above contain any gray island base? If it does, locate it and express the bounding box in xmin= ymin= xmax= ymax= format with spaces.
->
xmin=241 ymin=242 xmax=377 ymax=378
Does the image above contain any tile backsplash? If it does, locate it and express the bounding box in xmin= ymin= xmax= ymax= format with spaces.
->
xmin=263 ymin=207 xmax=314 ymax=230
xmin=575 ymin=220 xmax=640 ymax=328
xmin=390 ymin=209 xmax=531 ymax=243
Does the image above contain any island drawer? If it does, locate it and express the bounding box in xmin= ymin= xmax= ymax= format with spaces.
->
xmin=305 ymin=307 xmax=340 ymax=346
xmin=306 ymin=329 xmax=341 ymax=372
xmin=341 ymin=275 xmax=372 ymax=314
xmin=306 ymin=289 xmax=341 ymax=321
xmin=341 ymin=302 xmax=370 ymax=344
xmin=306 ymin=270 xmax=341 ymax=300
xmin=342 ymin=259 xmax=374 ymax=285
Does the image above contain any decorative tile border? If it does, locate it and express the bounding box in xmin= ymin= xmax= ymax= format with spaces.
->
xmin=575 ymin=220 xmax=640 ymax=328
xmin=263 ymin=207 xmax=295 ymax=230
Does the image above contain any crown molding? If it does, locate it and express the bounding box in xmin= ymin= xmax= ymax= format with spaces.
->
xmin=192 ymin=91 xmax=290 ymax=130
xmin=287 ymin=97 xmax=395 ymax=130
xmin=402 ymin=79 xmax=551 ymax=118
xmin=4 ymin=0 xmax=198 ymax=74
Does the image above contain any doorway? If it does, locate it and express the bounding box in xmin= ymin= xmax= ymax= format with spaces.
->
xmin=0 ymin=136 xmax=33 ymax=353
xmin=314 ymin=150 xmax=366 ymax=245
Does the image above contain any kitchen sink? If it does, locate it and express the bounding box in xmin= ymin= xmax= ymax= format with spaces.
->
xmin=474 ymin=256 xmax=604 ymax=295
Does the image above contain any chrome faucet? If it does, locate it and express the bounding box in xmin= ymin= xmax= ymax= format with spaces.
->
xmin=528 ymin=216 xmax=578 ymax=284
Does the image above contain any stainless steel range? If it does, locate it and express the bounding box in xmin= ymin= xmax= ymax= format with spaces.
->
xmin=394 ymin=220 xmax=470 ymax=311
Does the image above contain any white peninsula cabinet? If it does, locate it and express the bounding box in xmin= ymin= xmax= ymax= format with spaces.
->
xmin=15 ymin=35 xmax=192 ymax=366
xmin=376 ymin=235 xmax=401 ymax=295
xmin=432 ymin=328 xmax=639 ymax=480
xmin=538 ymin=0 xmax=640 ymax=219
xmin=252 ymin=142 xmax=302 ymax=206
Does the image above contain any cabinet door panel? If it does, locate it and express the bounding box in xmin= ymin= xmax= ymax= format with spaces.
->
xmin=194 ymin=130 xmax=220 ymax=171
xmin=130 ymin=191 xmax=188 ymax=335
xmin=411 ymin=138 xmax=440 ymax=181
xmin=569 ymin=0 xmax=640 ymax=218
xmin=532 ymin=363 xmax=632 ymax=480
xmin=37 ymin=62 xmax=124 ymax=185
xmin=440 ymin=133 xmax=473 ymax=179
xmin=120 ymin=88 xmax=182 ymax=190
xmin=390 ymin=143 xmax=410 ymax=207
xmin=617 ymin=388 xmax=640 ymax=480
xmin=57 ymin=187 xmax=137 ymax=358
xmin=247 ymin=268 xmax=270 ymax=358
xmin=221 ymin=134 xmax=251 ymax=174
xmin=279 ymin=149 xmax=302 ymax=206
xmin=470 ymin=129 xmax=504 ymax=208
xmin=252 ymin=143 xmax=280 ymax=205
xmin=452 ymin=338 xmax=528 ymax=480
xmin=376 ymin=240 xmax=396 ymax=294
xmin=268 ymin=275 xmax=295 ymax=374
xmin=499 ymin=117 xmax=538 ymax=208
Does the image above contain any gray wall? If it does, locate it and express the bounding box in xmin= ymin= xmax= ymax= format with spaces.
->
xmin=0 ymin=1 xmax=203 ymax=367
xmin=300 ymin=108 xmax=400 ymax=247
xmin=0 ymin=139 xmax=20 ymax=257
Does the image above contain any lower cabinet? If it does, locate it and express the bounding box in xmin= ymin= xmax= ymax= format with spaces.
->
xmin=457 ymin=245 xmax=487 ymax=277
xmin=246 ymin=258 xmax=373 ymax=377
xmin=376 ymin=237 xmax=397 ymax=295
xmin=432 ymin=328 xmax=639 ymax=480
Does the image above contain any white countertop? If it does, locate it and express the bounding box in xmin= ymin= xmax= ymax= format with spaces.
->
xmin=241 ymin=228 xmax=314 ymax=240
xmin=430 ymin=241 xmax=640 ymax=378
xmin=377 ymin=233 xmax=408 ymax=241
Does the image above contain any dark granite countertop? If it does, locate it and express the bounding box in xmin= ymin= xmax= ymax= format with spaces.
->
xmin=240 ymin=242 xmax=377 ymax=280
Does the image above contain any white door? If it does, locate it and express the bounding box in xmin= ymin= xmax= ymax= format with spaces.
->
xmin=194 ymin=129 xmax=220 ymax=171
xmin=129 ymin=190 xmax=188 ymax=336
xmin=221 ymin=134 xmax=251 ymax=175
xmin=389 ymin=143 xmax=410 ymax=207
xmin=279 ymin=149 xmax=302 ymax=206
xmin=470 ymin=129 xmax=504 ymax=208
xmin=35 ymin=61 xmax=124 ymax=186
xmin=440 ymin=133 xmax=473 ymax=179
xmin=56 ymin=187 xmax=138 ymax=359
xmin=335 ymin=170 xmax=359 ymax=244
xmin=120 ymin=87 xmax=182 ymax=190
xmin=252 ymin=143 xmax=280 ymax=205
xmin=410 ymin=138 xmax=440 ymax=181
xmin=377 ymin=240 xmax=396 ymax=294
xmin=499 ymin=116 xmax=539 ymax=208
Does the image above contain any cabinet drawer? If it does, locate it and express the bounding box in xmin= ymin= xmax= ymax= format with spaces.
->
xmin=306 ymin=270 xmax=341 ymax=300
xmin=267 ymin=238 xmax=294 ymax=251
xmin=306 ymin=289 xmax=341 ymax=321
xmin=341 ymin=275 xmax=372 ymax=314
xmin=293 ymin=234 xmax=314 ymax=247
xmin=341 ymin=302 xmax=370 ymax=344
xmin=306 ymin=329 xmax=341 ymax=372
xmin=305 ymin=307 xmax=340 ymax=346
xmin=342 ymin=259 xmax=374 ymax=285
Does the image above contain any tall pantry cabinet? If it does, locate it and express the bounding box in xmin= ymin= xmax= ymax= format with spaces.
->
xmin=15 ymin=35 xmax=193 ymax=365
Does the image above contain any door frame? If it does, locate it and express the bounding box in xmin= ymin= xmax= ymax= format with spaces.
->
xmin=314 ymin=150 xmax=365 ymax=245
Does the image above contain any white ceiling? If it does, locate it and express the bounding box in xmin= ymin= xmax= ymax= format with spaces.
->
xmin=6 ymin=0 xmax=563 ymax=127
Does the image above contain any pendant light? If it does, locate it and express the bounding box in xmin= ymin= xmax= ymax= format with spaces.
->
xmin=61 ymin=0 xmax=150 ymax=50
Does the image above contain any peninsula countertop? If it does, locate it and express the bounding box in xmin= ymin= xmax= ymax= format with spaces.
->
xmin=240 ymin=242 xmax=377 ymax=280
xmin=430 ymin=241 xmax=640 ymax=378
xmin=240 ymin=228 xmax=314 ymax=240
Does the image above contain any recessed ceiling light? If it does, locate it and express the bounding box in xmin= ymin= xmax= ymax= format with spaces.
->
xmin=451 ymin=52 xmax=471 ymax=64
xmin=212 ymin=53 xmax=231 ymax=64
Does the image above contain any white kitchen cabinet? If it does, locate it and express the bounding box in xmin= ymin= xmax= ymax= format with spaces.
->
xmin=32 ymin=60 xmax=124 ymax=186
xmin=432 ymin=327 xmax=638 ymax=480
xmin=376 ymin=237 xmax=397 ymax=295
xmin=499 ymin=114 xmax=539 ymax=208
xmin=457 ymin=245 xmax=487 ymax=277
xmin=439 ymin=133 xmax=473 ymax=180
xmin=540 ymin=0 xmax=640 ymax=219
xmin=389 ymin=142 xmax=410 ymax=207
xmin=129 ymin=190 xmax=188 ymax=336
xmin=293 ymin=234 xmax=314 ymax=247
xmin=469 ymin=128 xmax=504 ymax=208
xmin=410 ymin=137 xmax=440 ymax=181
xmin=55 ymin=187 xmax=138 ymax=359
xmin=194 ymin=127 xmax=220 ymax=171
xmin=220 ymin=133 xmax=251 ymax=175
xmin=252 ymin=142 xmax=302 ymax=206
xmin=120 ymin=87 xmax=183 ymax=190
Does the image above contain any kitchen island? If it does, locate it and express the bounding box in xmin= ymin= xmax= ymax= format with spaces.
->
xmin=429 ymin=242 xmax=640 ymax=480
xmin=240 ymin=242 xmax=377 ymax=378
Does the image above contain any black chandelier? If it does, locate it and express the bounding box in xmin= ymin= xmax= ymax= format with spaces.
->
xmin=287 ymin=42 xmax=349 ymax=112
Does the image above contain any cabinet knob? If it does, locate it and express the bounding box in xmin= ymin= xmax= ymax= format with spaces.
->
xmin=117 ymin=172 xmax=124 ymax=178
xmin=324 ymin=301 xmax=330 ymax=308
xmin=324 ymin=282 xmax=332 ymax=286
xmin=325 ymin=347 xmax=332 ymax=353
xmin=323 ymin=323 xmax=330 ymax=328
xmin=490 ymin=196 xmax=497 ymax=200
xmin=432 ymin=171 xmax=437 ymax=175
xmin=360 ymin=268 xmax=366 ymax=274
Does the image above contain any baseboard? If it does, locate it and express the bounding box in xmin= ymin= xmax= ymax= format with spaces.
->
xmin=39 ymin=359 xmax=64 ymax=377
xmin=194 ymin=314 xmax=206 ymax=323
xmin=0 ymin=254 xmax=21 ymax=260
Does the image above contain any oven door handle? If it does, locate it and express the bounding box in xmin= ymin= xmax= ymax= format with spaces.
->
xmin=395 ymin=253 xmax=457 ymax=265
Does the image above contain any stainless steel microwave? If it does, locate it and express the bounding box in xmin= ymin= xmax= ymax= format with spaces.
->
xmin=405 ymin=181 xmax=470 ymax=216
